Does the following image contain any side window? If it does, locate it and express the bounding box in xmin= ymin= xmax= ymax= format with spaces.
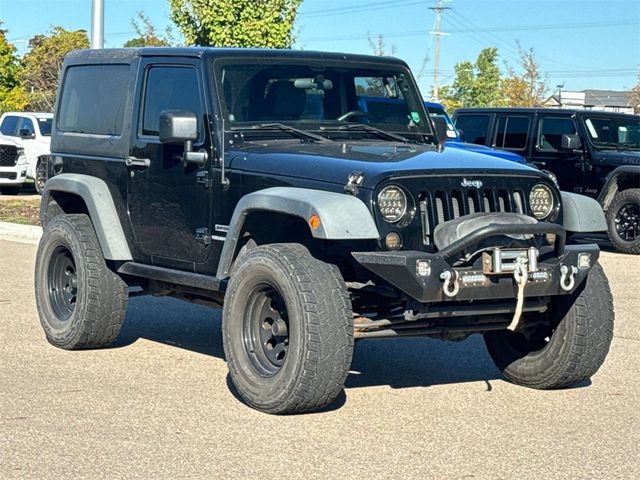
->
xmin=494 ymin=116 xmax=530 ymax=150
xmin=0 ymin=116 xmax=19 ymax=136
xmin=454 ymin=114 xmax=490 ymax=145
xmin=57 ymin=64 xmax=130 ymax=136
xmin=537 ymin=117 xmax=577 ymax=151
xmin=18 ymin=118 xmax=35 ymax=136
xmin=141 ymin=66 xmax=203 ymax=137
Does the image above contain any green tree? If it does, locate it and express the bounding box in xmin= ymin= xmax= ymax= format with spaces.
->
xmin=169 ymin=0 xmax=302 ymax=48
xmin=441 ymin=48 xmax=503 ymax=108
xmin=472 ymin=48 xmax=502 ymax=106
xmin=21 ymin=27 xmax=89 ymax=111
xmin=0 ymin=22 xmax=27 ymax=112
xmin=501 ymin=42 xmax=547 ymax=107
xmin=123 ymin=11 xmax=173 ymax=47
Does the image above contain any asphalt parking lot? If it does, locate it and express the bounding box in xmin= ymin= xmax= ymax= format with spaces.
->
xmin=1 ymin=238 xmax=639 ymax=479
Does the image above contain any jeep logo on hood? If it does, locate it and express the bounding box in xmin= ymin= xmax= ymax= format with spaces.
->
xmin=461 ymin=178 xmax=483 ymax=189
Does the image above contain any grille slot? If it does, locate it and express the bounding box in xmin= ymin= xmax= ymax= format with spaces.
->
xmin=0 ymin=146 xmax=19 ymax=167
xmin=420 ymin=185 xmax=530 ymax=244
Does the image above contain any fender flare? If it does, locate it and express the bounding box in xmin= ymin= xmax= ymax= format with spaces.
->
xmin=598 ymin=165 xmax=640 ymax=211
xmin=41 ymin=173 xmax=133 ymax=261
xmin=216 ymin=187 xmax=380 ymax=277
xmin=561 ymin=191 xmax=606 ymax=233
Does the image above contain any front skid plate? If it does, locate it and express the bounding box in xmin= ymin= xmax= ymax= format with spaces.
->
xmin=352 ymin=244 xmax=599 ymax=303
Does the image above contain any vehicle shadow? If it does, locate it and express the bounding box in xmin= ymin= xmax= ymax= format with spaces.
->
xmin=347 ymin=336 xmax=502 ymax=390
xmin=115 ymin=296 xmax=504 ymax=391
xmin=114 ymin=296 xmax=225 ymax=358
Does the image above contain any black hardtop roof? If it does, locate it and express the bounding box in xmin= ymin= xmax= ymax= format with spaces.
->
xmin=64 ymin=47 xmax=409 ymax=67
xmin=454 ymin=107 xmax=639 ymax=119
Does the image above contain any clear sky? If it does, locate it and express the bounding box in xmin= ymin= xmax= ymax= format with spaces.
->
xmin=1 ymin=0 xmax=639 ymax=99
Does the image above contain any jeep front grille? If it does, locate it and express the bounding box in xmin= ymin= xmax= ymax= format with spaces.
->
xmin=0 ymin=146 xmax=19 ymax=167
xmin=419 ymin=187 xmax=526 ymax=245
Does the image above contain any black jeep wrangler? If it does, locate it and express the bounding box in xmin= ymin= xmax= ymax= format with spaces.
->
xmin=36 ymin=48 xmax=614 ymax=414
xmin=453 ymin=108 xmax=640 ymax=253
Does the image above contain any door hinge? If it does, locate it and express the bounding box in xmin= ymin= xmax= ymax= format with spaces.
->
xmin=195 ymin=227 xmax=211 ymax=245
xmin=196 ymin=170 xmax=212 ymax=189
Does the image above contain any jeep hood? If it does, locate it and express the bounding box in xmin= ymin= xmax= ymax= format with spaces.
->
xmin=592 ymin=149 xmax=640 ymax=166
xmin=227 ymin=141 xmax=541 ymax=189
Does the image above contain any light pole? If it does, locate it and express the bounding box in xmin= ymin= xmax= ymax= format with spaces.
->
xmin=91 ymin=0 xmax=104 ymax=49
xmin=556 ymin=83 xmax=565 ymax=108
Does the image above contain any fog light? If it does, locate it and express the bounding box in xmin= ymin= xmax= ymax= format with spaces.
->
xmin=578 ymin=253 xmax=592 ymax=269
xmin=416 ymin=260 xmax=431 ymax=277
xmin=546 ymin=233 xmax=556 ymax=245
xmin=385 ymin=232 xmax=402 ymax=250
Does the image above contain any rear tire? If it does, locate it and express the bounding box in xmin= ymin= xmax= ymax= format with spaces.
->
xmin=606 ymin=188 xmax=640 ymax=254
xmin=223 ymin=243 xmax=354 ymax=414
xmin=34 ymin=214 xmax=129 ymax=349
xmin=484 ymin=262 xmax=614 ymax=389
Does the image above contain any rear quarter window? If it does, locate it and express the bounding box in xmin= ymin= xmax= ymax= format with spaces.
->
xmin=454 ymin=114 xmax=491 ymax=145
xmin=57 ymin=64 xmax=130 ymax=136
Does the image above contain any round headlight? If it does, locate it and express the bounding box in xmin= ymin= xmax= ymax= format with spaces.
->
xmin=378 ymin=185 xmax=407 ymax=223
xmin=529 ymin=184 xmax=554 ymax=219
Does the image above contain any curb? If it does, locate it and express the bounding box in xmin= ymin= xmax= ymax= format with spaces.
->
xmin=0 ymin=221 xmax=42 ymax=245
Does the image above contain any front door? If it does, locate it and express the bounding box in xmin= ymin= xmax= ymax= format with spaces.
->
xmin=531 ymin=115 xmax=587 ymax=195
xmin=127 ymin=59 xmax=212 ymax=269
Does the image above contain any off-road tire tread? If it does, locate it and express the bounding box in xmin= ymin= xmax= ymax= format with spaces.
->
xmin=606 ymin=188 xmax=640 ymax=254
xmin=484 ymin=263 xmax=614 ymax=389
xmin=35 ymin=214 xmax=128 ymax=349
xmin=223 ymin=243 xmax=354 ymax=414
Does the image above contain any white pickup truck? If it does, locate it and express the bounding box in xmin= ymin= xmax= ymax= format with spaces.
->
xmin=0 ymin=111 xmax=53 ymax=193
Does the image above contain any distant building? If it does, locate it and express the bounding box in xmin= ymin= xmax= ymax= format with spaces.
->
xmin=542 ymin=89 xmax=634 ymax=114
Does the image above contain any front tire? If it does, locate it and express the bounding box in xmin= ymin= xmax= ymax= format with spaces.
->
xmin=34 ymin=159 xmax=47 ymax=195
xmin=34 ymin=214 xmax=129 ymax=349
xmin=484 ymin=263 xmax=614 ymax=389
xmin=223 ymin=243 xmax=354 ymax=414
xmin=606 ymin=188 xmax=640 ymax=254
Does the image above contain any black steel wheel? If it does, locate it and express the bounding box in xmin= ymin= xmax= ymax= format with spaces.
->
xmin=243 ymin=284 xmax=290 ymax=376
xmin=35 ymin=214 xmax=128 ymax=349
xmin=223 ymin=243 xmax=354 ymax=414
xmin=46 ymin=245 xmax=78 ymax=321
xmin=606 ymin=188 xmax=640 ymax=254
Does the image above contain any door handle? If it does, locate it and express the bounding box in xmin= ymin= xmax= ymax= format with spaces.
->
xmin=126 ymin=156 xmax=150 ymax=168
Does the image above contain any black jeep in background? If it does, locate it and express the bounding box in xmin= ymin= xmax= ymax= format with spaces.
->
xmin=35 ymin=48 xmax=613 ymax=414
xmin=453 ymin=108 xmax=640 ymax=253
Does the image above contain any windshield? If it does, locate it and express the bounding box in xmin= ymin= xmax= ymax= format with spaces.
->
xmin=213 ymin=58 xmax=432 ymax=142
xmin=582 ymin=115 xmax=640 ymax=149
xmin=38 ymin=118 xmax=53 ymax=136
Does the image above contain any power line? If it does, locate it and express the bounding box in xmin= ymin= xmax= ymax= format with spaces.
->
xmin=300 ymin=0 xmax=424 ymax=18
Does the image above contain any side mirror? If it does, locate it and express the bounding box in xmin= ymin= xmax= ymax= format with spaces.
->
xmin=159 ymin=110 xmax=207 ymax=167
xmin=432 ymin=116 xmax=448 ymax=148
xmin=19 ymin=129 xmax=35 ymax=139
xmin=561 ymin=133 xmax=581 ymax=150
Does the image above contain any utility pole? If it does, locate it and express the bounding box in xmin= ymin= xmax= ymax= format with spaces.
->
xmin=429 ymin=0 xmax=450 ymax=102
xmin=91 ymin=0 xmax=104 ymax=49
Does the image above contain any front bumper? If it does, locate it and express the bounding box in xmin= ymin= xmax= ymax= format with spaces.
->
xmin=352 ymin=222 xmax=598 ymax=303
xmin=0 ymin=165 xmax=28 ymax=186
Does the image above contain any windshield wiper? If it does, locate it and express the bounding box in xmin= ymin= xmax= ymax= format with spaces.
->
xmin=241 ymin=122 xmax=331 ymax=143
xmin=334 ymin=123 xmax=410 ymax=143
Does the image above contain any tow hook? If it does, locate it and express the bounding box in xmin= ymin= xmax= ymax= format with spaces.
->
xmin=440 ymin=270 xmax=460 ymax=297
xmin=560 ymin=264 xmax=578 ymax=292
